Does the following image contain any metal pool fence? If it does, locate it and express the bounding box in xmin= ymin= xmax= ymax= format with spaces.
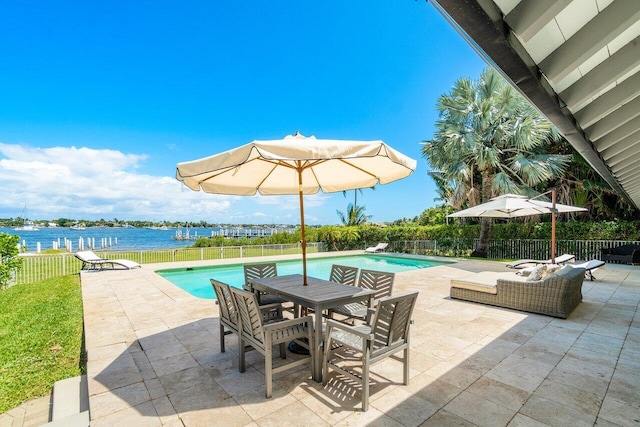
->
xmin=11 ymin=243 xmax=325 ymax=286
xmin=9 ymin=239 xmax=639 ymax=286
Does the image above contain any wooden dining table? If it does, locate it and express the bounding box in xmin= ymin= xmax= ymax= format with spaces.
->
xmin=247 ymin=273 xmax=375 ymax=382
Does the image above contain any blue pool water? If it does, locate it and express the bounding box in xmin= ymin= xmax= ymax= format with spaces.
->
xmin=157 ymin=254 xmax=449 ymax=299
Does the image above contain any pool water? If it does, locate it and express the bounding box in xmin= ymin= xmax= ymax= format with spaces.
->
xmin=157 ymin=254 xmax=448 ymax=299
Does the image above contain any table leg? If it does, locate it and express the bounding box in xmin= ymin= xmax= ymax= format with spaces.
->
xmin=313 ymin=305 xmax=323 ymax=382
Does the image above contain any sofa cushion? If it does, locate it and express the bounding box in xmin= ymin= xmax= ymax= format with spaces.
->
xmin=451 ymin=271 xmax=526 ymax=295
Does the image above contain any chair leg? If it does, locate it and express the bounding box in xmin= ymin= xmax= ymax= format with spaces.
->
xmin=322 ymin=332 xmax=332 ymax=387
xmin=362 ymin=349 xmax=370 ymax=412
xmin=239 ymin=338 xmax=246 ymax=373
xmin=265 ymin=340 xmax=273 ymax=398
xmin=307 ymin=328 xmax=314 ymax=382
xmin=279 ymin=342 xmax=287 ymax=359
xmin=403 ymin=347 xmax=410 ymax=385
xmin=219 ymin=324 xmax=226 ymax=353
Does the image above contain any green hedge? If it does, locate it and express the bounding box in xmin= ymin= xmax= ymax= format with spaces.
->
xmin=314 ymin=220 xmax=640 ymax=250
xmin=185 ymin=220 xmax=640 ymax=251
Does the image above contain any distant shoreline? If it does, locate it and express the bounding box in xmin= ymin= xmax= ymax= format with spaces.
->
xmin=0 ymin=226 xmax=290 ymax=252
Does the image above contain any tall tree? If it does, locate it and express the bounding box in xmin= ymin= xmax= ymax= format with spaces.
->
xmin=342 ymin=187 xmax=375 ymax=211
xmin=422 ymin=68 xmax=571 ymax=257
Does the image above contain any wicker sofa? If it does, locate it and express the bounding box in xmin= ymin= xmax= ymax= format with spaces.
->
xmin=600 ymin=244 xmax=640 ymax=265
xmin=450 ymin=267 xmax=586 ymax=318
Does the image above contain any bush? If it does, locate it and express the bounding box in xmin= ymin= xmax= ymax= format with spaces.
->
xmin=0 ymin=233 xmax=22 ymax=289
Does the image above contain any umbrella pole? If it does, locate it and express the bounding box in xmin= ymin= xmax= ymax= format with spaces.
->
xmin=297 ymin=166 xmax=308 ymax=285
xmin=551 ymin=188 xmax=557 ymax=264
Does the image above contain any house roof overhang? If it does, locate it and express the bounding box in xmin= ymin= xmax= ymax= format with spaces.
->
xmin=430 ymin=0 xmax=640 ymax=209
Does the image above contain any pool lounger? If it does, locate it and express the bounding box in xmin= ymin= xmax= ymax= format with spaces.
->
xmin=75 ymin=250 xmax=141 ymax=270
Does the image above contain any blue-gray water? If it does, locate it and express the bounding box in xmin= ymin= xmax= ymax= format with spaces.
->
xmin=0 ymin=227 xmax=287 ymax=252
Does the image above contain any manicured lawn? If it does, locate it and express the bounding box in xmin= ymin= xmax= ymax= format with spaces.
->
xmin=0 ymin=275 xmax=84 ymax=414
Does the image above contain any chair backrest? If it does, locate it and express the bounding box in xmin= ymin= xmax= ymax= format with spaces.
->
xmin=210 ymin=279 xmax=238 ymax=329
xmin=244 ymin=263 xmax=278 ymax=287
xmin=370 ymin=291 xmax=419 ymax=352
xmin=76 ymin=251 xmax=101 ymax=262
xmin=358 ymin=269 xmax=395 ymax=300
xmin=555 ymin=254 xmax=575 ymax=264
xmin=329 ymin=264 xmax=359 ymax=286
xmin=229 ymin=286 xmax=265 ymax=347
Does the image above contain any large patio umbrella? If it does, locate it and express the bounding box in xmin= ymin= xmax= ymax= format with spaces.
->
xmin=176 ymin=132 xmax=417 ymax=284
xmin=448 ymin=192 xmax=587 ymax=263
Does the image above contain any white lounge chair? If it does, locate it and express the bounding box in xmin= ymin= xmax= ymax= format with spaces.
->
xmin=568 ymin=259 xmax=606 ymax=281
xmin=506 ymin=253 xmax=575 ymax=269
xmin=364 ymin=243 xmax=388 ymax=253
xmin=75 ymin=250 xmax=141 ymax=271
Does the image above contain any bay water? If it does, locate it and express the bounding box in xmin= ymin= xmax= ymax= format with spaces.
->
xmin=0 ymin=227 xmax=262 ymax=252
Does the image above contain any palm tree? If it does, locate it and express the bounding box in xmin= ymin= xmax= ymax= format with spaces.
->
xmin=337 ymin=203 xmax=372 ymax=226
xmin=342 ymin=187 xmax=375 ymax=211
xmin=422 ymin=68 xmax=571 ymax=257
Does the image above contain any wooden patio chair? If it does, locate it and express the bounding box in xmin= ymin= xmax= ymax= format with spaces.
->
xmin=329 ymin=269 xmax=395 ymax=322
xmin=322 ymin=291 xmax=419 ymax=411
xmin=210 ymin=279 xmax=282 ymax=353
xmin=243 ymin=263 xmax=285 ymax=305
xmin=303 ymin=264 xmax=361 ymax=318
xmin=329 ymin=264 xmax=359 ymax=287
xmin=229 ymin=287 xmax=314 ymax=398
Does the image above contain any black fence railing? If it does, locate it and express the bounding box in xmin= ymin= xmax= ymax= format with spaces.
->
xmin=389 ymin=239 xmax=640 ymax=261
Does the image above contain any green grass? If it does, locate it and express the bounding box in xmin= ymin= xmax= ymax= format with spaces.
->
xmin=0 ymin=275 xmax=84 ymax=414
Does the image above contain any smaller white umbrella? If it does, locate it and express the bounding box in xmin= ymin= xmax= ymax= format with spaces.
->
xmin=448 ymin=192 xmax=587 ymax=262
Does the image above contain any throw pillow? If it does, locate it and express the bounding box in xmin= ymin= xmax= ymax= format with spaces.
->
xmin=526 ymin=264 xmax=547 ymax=282
xmin=546 ymin=264 xmax=562 ymax=274
xmin=516 ymin=266 xmax=534 ymax=276
xmin=555 ymin=265 xmax=574 ymax=277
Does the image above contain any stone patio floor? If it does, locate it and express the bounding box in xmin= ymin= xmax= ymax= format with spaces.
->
xmin=2 ymin=252 xmax=639 ymax=426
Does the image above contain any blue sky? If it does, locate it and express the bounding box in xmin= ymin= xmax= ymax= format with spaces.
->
xmin=0 ymin=1 xmax=486 ymax=225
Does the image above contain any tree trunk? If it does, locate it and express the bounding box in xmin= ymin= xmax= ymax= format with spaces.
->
xmin=471 ymin=169 xmax=492 ymax=258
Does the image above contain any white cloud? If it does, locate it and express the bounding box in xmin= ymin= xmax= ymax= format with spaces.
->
xmin=0 ymin=143 xmax=331 ymax=223
xmin=0 ymin=143 xmax=234 ymax=221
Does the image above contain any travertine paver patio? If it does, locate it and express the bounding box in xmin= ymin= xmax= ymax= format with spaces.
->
xmin=44 ymin=253 xmax=640 ymax=425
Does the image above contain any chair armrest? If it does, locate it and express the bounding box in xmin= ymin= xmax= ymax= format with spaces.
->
xmin=259 ymin=303 xmax=282 ymax=312
xmin=324 ymin=319 xmax=373 ymax=340
xmin=263 ymin=315 xmax=314 ymax=331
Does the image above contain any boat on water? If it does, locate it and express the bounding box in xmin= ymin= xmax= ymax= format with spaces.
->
xmin=15 ymin=219 xmax=39 ymax=231
xmin=14 ymin=205 xmax=39 ymax=231
xmin=70 ymin=222 xmax=87 ymax=230
xmin=146 ymin=225 xmax=170 ymax=230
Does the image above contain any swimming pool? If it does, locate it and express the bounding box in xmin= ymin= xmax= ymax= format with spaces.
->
xmin=157 ymin=254 xmax=449 ymax=299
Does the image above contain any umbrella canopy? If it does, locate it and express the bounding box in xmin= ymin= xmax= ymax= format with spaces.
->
xmin=447 ymin=192 xmax=586 ymax=262
xmin=448 ymin=194 xmax=586 ymax=218
xmin=176 ymin=132 xmax=417 ymax=284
